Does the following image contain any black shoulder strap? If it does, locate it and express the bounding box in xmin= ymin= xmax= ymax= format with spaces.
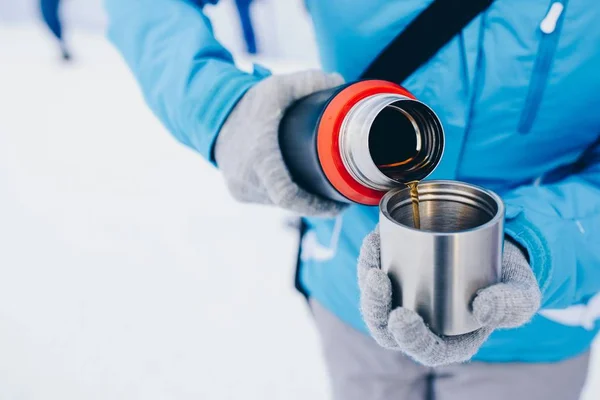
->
xmin=361 ymin=0 xmax=494 ymax=82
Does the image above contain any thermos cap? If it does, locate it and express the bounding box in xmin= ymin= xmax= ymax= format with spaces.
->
xmin=317 ymin=81 xmax=414 ymax=205
xmin=317 ymin=80 xmax=444 ymax=205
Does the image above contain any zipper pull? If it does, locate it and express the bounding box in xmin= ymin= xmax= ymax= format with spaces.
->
xmin=540 ymin=2 xmax=565 ymax=34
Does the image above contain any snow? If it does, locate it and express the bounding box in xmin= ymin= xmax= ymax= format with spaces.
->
xmin=0 ymin=24 xmax=598 ymax=400
xmin=0 ymin=25 xmax=328 ymax=400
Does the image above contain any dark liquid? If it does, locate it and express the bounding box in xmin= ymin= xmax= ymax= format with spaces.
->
xmin=369 ymin=106 xmax=418 ymax=174
xmin=376 ymin=166 xmax=421 ymax=229
xmin=407 ymin=181 xmax=420 ymax=229
xmin=369 ymin=105 xmax=422 ymax=229
xmin=377 ymin=156 xmax=416 ymax=170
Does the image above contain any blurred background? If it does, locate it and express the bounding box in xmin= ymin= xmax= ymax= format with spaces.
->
xmin=0 ymin=1 xmax=598 ymax=399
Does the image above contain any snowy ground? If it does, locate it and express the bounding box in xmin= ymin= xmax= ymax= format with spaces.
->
xmin=0 ymin=25 xmax=598 ymax=400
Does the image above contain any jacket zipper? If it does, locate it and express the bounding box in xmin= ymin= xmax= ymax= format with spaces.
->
xmin=517 ymin=1 xmax=568 ymax=134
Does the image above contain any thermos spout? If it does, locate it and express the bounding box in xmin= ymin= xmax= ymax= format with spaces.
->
xmin=339 ymin=94 xmax=444 ymax=191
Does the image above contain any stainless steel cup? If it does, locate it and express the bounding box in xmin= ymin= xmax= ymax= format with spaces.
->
xmin=379 ymin=180 xmax=505 ymax=336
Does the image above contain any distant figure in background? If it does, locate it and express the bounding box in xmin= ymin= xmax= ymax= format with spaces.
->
xmin=40 ymin=0 xmax=258 ymax=61
xmin=39 ymin=0 xmax=71 ymax=61
xmin=234 ymin=0 xmax=257 ymax=54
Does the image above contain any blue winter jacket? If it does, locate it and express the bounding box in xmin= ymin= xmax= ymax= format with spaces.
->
xmin=105 ymin=0 xmax=600 ymax=362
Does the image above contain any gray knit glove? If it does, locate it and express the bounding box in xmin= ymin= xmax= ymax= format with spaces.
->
xmin=358 ymin=227 xmax=541 ymax=367
xmin=214 ymin=70 xmax=346 ymax=217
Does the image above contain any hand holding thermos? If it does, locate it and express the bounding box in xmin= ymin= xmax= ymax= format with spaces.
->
xmin=215 ymin=70 xmax=346 ymax=217
xmin=358 ymin=226 xmax=541 ymax=367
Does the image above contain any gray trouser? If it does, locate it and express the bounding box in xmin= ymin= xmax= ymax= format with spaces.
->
xmin=310 ymin=299 xmax=590 ymax=400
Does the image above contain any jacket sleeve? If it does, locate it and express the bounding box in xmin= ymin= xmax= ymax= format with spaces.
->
xmin=503 ymin=139 xmax=600 ymax=309
xmin=104 ymin=0 xmax=269 ymax=162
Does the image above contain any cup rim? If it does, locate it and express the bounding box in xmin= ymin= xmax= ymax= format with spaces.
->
xmin=379 ymin=180 xmax=505 ymax=235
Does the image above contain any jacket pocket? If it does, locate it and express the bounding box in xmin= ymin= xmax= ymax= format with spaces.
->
xmin=518 ymin=1 xmax=568 ymax=134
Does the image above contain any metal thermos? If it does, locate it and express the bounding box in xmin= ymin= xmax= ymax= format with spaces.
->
xmin=279 ymin=80 xmax=444 ymax=205
xmin=379 ymin=181 xmax=505 ymax=336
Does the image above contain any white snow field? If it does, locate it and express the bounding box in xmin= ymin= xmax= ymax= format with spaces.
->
xmin=0 ymin=25 xmax=599 ymax=400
